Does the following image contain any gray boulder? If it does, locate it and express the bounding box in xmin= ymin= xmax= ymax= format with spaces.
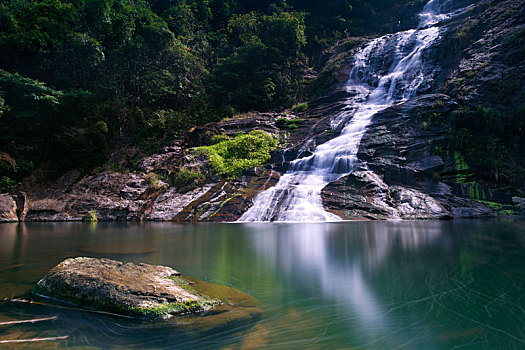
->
xmin=35 ymin=258 xmax=227 ymax=318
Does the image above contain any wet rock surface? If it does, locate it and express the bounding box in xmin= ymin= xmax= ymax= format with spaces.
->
xmin=319 ymin=0 xmax=525 ymax=220
xmin=0 ymin=194 xmax=17 ymax=222
xmin=321 ymin=94 xmax=498 ymax=219
xmin=34 ymin=257 xmax=258 ymax=320
xmin=438 ymin=0 xmax=525 ymax=107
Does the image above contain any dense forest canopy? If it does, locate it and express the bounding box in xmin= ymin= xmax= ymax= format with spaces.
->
xmin=0 ymin=0 xmax=425 ymax=191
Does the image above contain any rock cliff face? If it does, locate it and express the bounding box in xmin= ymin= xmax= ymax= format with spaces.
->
xmin=0 ymin=194 xmax=16 ymax=222
xmin=319 ymin=0 xmax=525 ymax=219
xmin=4 ymin=78 xmax=359 ymax=222
xmin=322 ymin=95 xmax=497 ymax=219
xmin=438 ymin=0 xmax=525 ymax=107
xmin=1 ymin=0 xmax=523 ymax=222
xmin=19 ymin=112 xmax=284 ymax=222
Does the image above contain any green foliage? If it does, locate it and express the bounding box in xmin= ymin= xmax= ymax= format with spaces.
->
xmin=292 ymin=102 xmax=308 ymax=112
xmin=84 ymin=210 xmax=98 ymax=222
xmin=276 ymin=117 xmax=305 ymax=129
xmin=0 ymin=95 xmax=7 ymax=116
xmin=0 ymin=0 xmax=426 ymax=186
xmin=476 ymin=200 xmax=514 ymax=215
xmin=196 ymin=130 xmax=278 ymax=178
xmin=172 ymin=168 xmax=205 ymax=191
xmin=453 ymin=151 xmax=471 ymax=183
xmin=448 ymin=105 xmax=525 ymax=187
xmin=0 ymin=176 xmax=19 ymax=193
xmin=0 ymin=70 xmax=63 ymax=111
xmin=210 ymin=11 xmax=306 ymax=112
xmin=143 ymin=172 xmax=169 ymax=191
xmin=210 ymin=134 xmax=231 ymax=144
xmin=0 ymin=69 xmax=103 ymax=174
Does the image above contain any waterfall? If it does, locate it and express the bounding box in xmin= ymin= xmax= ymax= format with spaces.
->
xmin=239 ymin=0 xmax=461 ymax=222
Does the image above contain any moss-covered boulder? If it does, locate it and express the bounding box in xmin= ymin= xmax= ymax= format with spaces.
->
xmin=34 ymin=257 xmax=227 ymax=319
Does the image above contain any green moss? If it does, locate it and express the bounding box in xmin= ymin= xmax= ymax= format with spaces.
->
xmin=84 ymin=210 xmax=98 ymax=222
xmin=276 ymin=117 xmax=305 ymax=130
xmin=143 ymin=172 xmax=169 ymax=191
xmin=464 ymin=183 xmax=488 ymax=202
xmin=167 ymin=275 xmax=217 ymax=301
xmin=168 ymin=275 xmax=196 ymax=290
xmin=210 ymin=134 xmax=230 ymax=144
xmin=448 ymin=105 xmax=525 ymax=187
xmin=292 ymin=102 xmax=308 ymax=112
xmin=196 ymin=130 xmax=278 ymax=179
xmin=172 ymin=168 xmax=204 ymax=191
xmin=454 ymin=151 xmax=472 ymax=183
xmin=128 ymin=299 xmax=217 ymax=318
xmin=210 ymin=196 xmax=233 ymax=218
xmin=476 ymin=200 xmax=514 ymax=215
xmin=468 ymin=185 xmax=475 ymax=199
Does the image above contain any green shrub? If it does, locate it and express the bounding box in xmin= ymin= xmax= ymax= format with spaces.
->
xmin=143 ymin=173 xmax=169 ymax=191
xmin=0 ymin=95 xmax=7 ymax=116
xmin=95 ymin=121 xmax=109 ymax=134
xmin=84 ymin=210 xmax=98 ymax=222
xmin=172 ymin=168 xmax=204 ymax=190
xmin=292 ymin=102 xmax=308 ymax=112
xmin=276 ymin=117 xmax=305 ymax=129
xmin=210 ymin=134 xmax=230 ymax=144
xmin=0 ymin=176 xmax=19 ymax=193
xmin=196 ymin=130 xmax=278 ymax=179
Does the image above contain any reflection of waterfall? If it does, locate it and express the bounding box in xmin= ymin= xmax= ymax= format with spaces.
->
xmin=247 ymin=221 xmax=447 ymax=344
xmin=239 ymin=0 xmax=461 ymax=222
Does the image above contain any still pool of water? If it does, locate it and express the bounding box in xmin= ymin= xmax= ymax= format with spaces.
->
xmin=0 ymin=220 xmax=524 ymax=349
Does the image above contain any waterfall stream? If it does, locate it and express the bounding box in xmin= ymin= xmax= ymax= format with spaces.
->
xmin=239 ymin=0 xmax=463 ymax=222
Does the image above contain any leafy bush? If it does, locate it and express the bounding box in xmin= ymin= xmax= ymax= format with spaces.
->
xmin=276 ymin=117 xmax=305 ymax=129
xmin=0 ymin=95 xmax=7 ymax=116
xmin=292 ymin=102 xmax=308 ymax=112
xmin=210 ymin=134 xmax=230 ymax=144
xmin=196 ymin=130 xmax=278 ymax=178
xmin=84 ymin=210 xmax=98 ymax=222
xmin=172 ymin=168 xmax=205 ymax=190
xmin=0 ymin=176 xmax=19 ymax=193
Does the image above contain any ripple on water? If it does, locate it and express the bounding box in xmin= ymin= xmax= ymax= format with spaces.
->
xmin=0 ymin=274 xmax=262 ymax=349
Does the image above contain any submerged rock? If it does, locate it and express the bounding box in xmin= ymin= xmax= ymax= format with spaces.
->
xmin=34 ymin=258 xmax=237 ymax=319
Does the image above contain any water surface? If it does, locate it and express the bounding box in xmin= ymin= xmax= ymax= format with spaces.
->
xmin=1 ymin=220 xmax=524 ymax=349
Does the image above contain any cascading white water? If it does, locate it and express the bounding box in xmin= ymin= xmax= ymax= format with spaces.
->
xmin=239 ymin=0 xmax=459 ymax=222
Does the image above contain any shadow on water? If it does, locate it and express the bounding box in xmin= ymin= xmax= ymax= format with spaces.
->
xmin=0 ymin=275 xmax=262 ymax=349
xmin=0 ymin=297 xmax=261 ymax=349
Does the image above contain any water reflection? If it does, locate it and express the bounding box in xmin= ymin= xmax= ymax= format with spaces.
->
xmin=1 ymin=220 xmax=525 ymax=348
xmin=244 ymin=221 xmax=464 ymax=347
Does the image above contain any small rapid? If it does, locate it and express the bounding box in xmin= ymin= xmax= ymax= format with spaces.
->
xmin=239 ymin=0 xmax=460 ymax=222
